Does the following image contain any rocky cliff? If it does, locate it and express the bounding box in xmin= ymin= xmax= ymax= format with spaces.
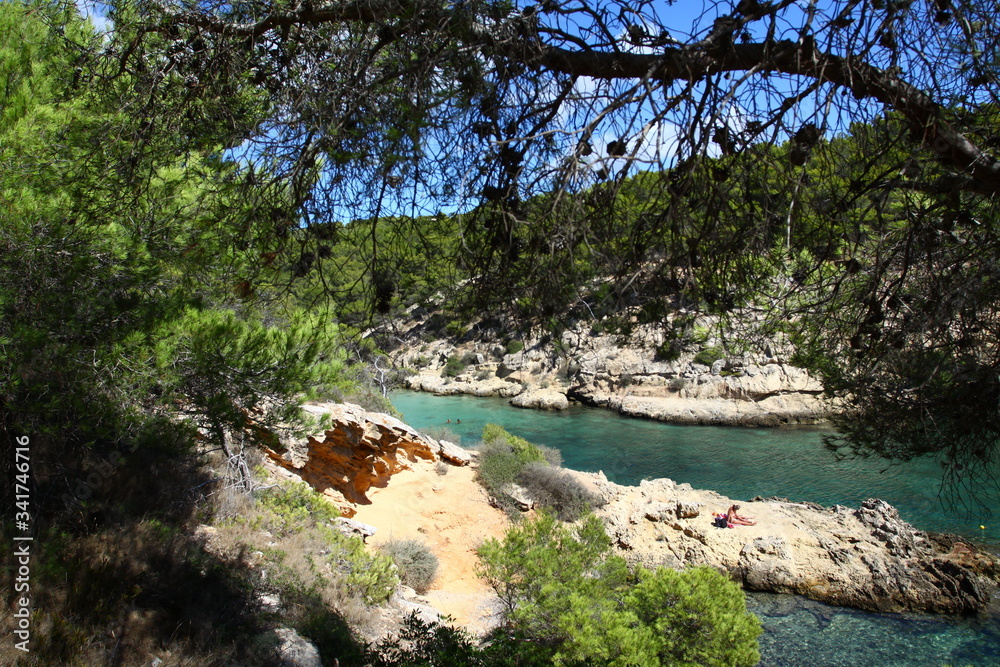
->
xmin=392 ymin=313 xmax=831 ymax=426
xmin=264 ymin=402 xmax=470 ymax=517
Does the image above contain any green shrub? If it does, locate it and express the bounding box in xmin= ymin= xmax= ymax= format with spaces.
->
xmin=446 ymin=320 xmax=468 ymax=339
xmin=477 ymin=512 xmax=762 ymax=666
xmin=655 ymin=339 xmax=683 ymax=362
xmin=475 ymin=442 xmax=524 ymax=500
xmin=381 ymin=539 xmax=439 ymax=593
xmin=332 ymin=537 xmax=399 ymax=604
xmin=516 ymin=463 xmax=603 ymax=521
xmin=477 ymin=425 xmax=565 ymax=516
xmin=257 ymin=482 xmax=339 ymax=534
xmin=506 ymin=339 xmax=524 ymax=354
xmin=482 ymin=423 xmax=549 ymax=465
xmin=693 ymin=346 xmax=725 ymax=366
xmin=692 ymin=325 xmax=712 ymax=345
xmin=367 ymin=614 xmax=552 ymax=666
xmin=443 ymin=355 xmax=466 ymax=377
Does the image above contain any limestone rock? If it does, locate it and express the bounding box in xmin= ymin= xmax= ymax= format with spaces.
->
xmin=676 ymin=501 xmax=702 ymax=519
xmin=257 ymin=627 xmax=323 ymax=667
xmin=510 ymin=388 xmax=570 ymax=411
xmin=436 ymin=439 xmax=472 ymax=466
xmin=501 ymin=483 xmax=535 ymax=511
xmin=644 ymin=502 xmax=675 ymax=522
xmin=573 ymin=469 xmax=1000 ymax=615
xmin=391 ymin=313 xmax=831 ymax=426
xmin=265 ymin=402 xmax=439 ymax=517
xmin=334 ymin=517 xmax=377 ymax=541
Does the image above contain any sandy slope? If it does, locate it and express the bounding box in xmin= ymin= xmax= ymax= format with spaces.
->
xmin=350 ymin=458 xmax=508 ymax=633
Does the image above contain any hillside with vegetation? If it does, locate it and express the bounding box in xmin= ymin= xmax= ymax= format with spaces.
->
xmin=3 ymin=0 xmax=1000 ymax=664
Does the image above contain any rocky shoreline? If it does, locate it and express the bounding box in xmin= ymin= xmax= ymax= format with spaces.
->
xmin=578 ymin=471 xmax=998 ymax=615
xmin=272 ymin=402 xmax=999 ymax=620
xmin=392 ymin=316 xmax=832 ymax=427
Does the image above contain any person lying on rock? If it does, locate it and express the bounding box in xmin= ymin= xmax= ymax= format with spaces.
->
xmin=727 ymin=504 xmax=756 ymax=526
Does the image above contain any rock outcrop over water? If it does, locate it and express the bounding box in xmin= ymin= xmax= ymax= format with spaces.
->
xmin=579 ymin=472 xmax=999 ymax=614
xmin=393 ymin=314 xmax=831 ymax=426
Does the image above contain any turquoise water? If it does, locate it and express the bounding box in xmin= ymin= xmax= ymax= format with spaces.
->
xmin=392 ymin=391 xmax=999 ymax=543
xmin=391 ymin=390 xmax=1000 ymax=666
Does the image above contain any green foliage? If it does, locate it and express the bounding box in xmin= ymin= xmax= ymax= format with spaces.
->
xmin=368 ymin=614 xmax=486 ymax=666
xmin=257 ymin=482 xmax=340 ymax=534
xmin=446 ymin=319 xmax=469 ymax=338
xmin=240 ymin=481 xmax=398 ymax=605
xmin=477 ymin=443 xmax=523 ymax=485
xmin=506 ymin=339 xmax=525 ymax=354
xmin=626 ymin=566 xmax=763 ymax=667
xmin=337 ymin=537 xmax=399 ymax=604
xmin=693 ymin=346 xmax=726 ymax=366
xmin=477 ymin=512 xmax=761 ymax=666
xmin=443 ymin=354 xmax=466 ymax=377
xmin=477 ymin=424 xmax=563 ymax=516
xmin=156 ymin=307 xmax=349 ymax=444
xmin=380 ymin=539 xmax=439 ymax=593
xmin=515 ymin=463 xmax=602 ymax=521
xmin=482 ymin=424 xmax=551 ymax=465
xmin=0 ymin=2 xmax=360 ymax=484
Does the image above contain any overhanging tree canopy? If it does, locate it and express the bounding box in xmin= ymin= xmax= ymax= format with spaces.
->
xmin=75 ymin=0 xmax=1000 ymax=501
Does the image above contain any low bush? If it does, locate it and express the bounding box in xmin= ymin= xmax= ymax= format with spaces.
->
xmin=476 ymin=442 xmax=524 ymax=498
xmin=517 ymin=463 xmax=603 ymax=521
xmin=442 ymin=355 xmax=466 ymax=377
xmin=693 ymin=346 xmax=726 ymax=366
xmin=333 ymin=537 xmax=400 ymax=604
xmin=477 ymin=425 xmax=566 ymax=516
xmin=446 ymin=319 xmax=468 ymax=339
xmin=506 ymin=339 xmax=524 ymax=354
xmin=257 ymin=481 xmax=340 ymax=534
xmin=482 ymin=423 xmax=555 ymax=466
xmin=380 ymin=539 xmax=439 ymax=593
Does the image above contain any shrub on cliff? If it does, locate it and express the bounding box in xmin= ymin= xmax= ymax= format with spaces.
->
xmin=381 ymin=538 xmax=439 ymax=593
xmin=477 ymin=512 xmax=762 ymax=666
xmin=516 ymin=463 xmax=603 ymax=521
xmin=693 ymin=346 xmax=726 ymax=366
xmin=443 ymin=355 xmax=466 ymax=377
xmin=482 ymin=423 xmax=561 ymax=467
xmin=477 ymin=424 xmax=567 ymax=515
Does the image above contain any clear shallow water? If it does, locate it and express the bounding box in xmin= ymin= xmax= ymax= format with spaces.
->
xmin=391 ymin=390 xmax=1000 ymax=666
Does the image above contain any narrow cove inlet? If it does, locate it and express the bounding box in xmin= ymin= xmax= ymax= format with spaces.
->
xmin=390 ymin=390 xmax=1000 ymax=666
